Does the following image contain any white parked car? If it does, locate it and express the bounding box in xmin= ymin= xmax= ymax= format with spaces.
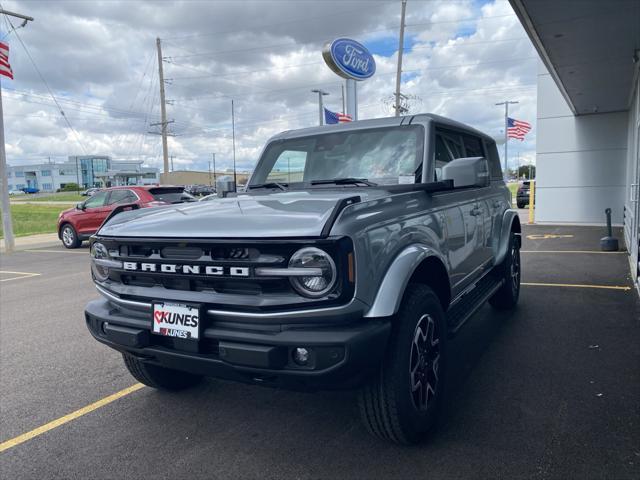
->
xmin=9 ymin=189 xmax=25 ymax=195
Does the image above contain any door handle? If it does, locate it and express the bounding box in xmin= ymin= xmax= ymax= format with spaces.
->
xmin=492 ymin=201 xmax=501 ymax=209
xmin=470 ymin=207 xmax=482 ymax=216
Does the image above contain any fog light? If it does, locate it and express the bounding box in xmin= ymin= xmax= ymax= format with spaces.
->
xmin=293 ymin=347 xmax=310 ymax=366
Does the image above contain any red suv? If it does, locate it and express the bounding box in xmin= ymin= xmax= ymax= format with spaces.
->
xmin=57 ymin=186 xmax=195 ymax=248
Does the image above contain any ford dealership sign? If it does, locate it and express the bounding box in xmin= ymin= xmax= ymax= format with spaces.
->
xmin=322 ymin=38 xmax=376 ymax=81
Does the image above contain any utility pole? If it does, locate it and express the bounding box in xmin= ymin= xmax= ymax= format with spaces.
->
xmin=311 ymin=89 xmax=329 ymax=126
xmin=156 ymin=37 xmax=169 ymax=177
xmin=170 ymin=154 xmax=174 ymax=172
xmin=394 ymin=0 xmax=408 ymax=117
xmin=0 ymin=9 xmax=34 ymax=253
xmin=495 ymin=100 xmax=519 ymax=179
xmin=231 ymin=100 xmax=237 ymax=187
xmin=210 ymin=153 xmax=216 ymax=186
xmin=341 ymin=84 xmax=345 ymax=113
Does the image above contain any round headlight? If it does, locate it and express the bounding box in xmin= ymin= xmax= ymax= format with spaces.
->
xmin=90 ymin=242 xmax=110 ymax=282
xmin=288 ymin=247 xmax=337 ymax=298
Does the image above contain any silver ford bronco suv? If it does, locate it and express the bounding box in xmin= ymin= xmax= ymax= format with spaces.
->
xmin=85 ymin=114 xmax=521 ymax=444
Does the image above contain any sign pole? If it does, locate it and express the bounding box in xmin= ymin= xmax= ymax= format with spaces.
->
xmin=346 ymin=79 xmax=357 ymax=121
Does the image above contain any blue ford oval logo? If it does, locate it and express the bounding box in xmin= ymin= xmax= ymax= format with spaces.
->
xmin=322 ymin=38 xmax=376 ymax=81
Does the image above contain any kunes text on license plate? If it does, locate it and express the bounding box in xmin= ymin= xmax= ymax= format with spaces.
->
xmin=153 ymin=302 xmax=199 ymax=340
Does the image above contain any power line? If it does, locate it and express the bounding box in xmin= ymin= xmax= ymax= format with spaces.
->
xmin=169 ymin=54 xmax=536 ymax=82
xmin=4 ymin=14 xmax=88 ymax=154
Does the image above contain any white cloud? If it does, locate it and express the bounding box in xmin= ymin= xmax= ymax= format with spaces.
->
xmin=2 ymin=0 xmax=538 ymax=173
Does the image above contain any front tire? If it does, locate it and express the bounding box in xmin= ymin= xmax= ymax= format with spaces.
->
xmin=60 ymin=224 xmax=81 ymax=249
xmin=122 ymin=353 xmax=203 ymax=390
xmin=517 ymin=201 xmax=526 ymax=209
xmin=489 ymin=232 xmax=521 ymax=310
xmin=358 ymin=284 xmax=446 ymax=444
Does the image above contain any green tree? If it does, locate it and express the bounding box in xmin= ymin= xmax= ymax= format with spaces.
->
xmin=61 ymin=183 xmax=80 ymax=192
xmin=517 ymin=165 xmax=535 ymax=179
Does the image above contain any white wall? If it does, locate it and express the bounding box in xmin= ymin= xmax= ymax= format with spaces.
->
xmin=536 ymin=63 xmax=628 ymax=224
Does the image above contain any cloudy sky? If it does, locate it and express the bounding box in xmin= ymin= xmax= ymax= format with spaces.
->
xmin=1 ymin=0 xmax=538 ymax=173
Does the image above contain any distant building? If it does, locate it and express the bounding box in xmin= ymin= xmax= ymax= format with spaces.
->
xmin=160 ymin=170 xmax=250 ymax=187
xmin=7 ymin=156 xmax=159 ymax=191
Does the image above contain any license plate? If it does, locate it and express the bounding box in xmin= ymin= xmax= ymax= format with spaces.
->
xmin=152 ymin=302 xmax=200 ymax=340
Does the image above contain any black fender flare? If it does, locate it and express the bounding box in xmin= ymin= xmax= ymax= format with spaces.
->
xmin=495 ymin=209 xmax=521 ymax=266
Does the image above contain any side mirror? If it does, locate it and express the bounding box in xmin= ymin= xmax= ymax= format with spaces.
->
xmin=76 ymin=202 xmax=85 ymax=210
xmin=441 ymin=157 xmax=489 ymax=188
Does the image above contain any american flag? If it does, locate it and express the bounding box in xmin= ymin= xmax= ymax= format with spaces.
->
xmin=507 ymin=117 xmax=531 ymax=141
xmin=324 ymin=108 xmax=352 ymax=124
xmin=0 ymin=42 xmax=13 ymax=80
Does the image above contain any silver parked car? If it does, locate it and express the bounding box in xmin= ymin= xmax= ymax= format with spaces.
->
xmin=85 ymin=114 xmax=521 ymax=444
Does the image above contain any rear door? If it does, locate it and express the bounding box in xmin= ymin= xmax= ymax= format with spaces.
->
xmin=75 ymin=191 xmax=110 ymax=235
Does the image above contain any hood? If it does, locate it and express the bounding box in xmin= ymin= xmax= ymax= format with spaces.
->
xmin=97 ymin=189 xmax=386 ymax=239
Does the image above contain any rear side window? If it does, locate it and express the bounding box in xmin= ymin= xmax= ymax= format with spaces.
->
xmin=149 ymin=188 xmax=196 ymax=204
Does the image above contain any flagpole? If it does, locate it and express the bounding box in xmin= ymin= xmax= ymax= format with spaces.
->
xmin=495 ymin=100 xmax=518 ymax=180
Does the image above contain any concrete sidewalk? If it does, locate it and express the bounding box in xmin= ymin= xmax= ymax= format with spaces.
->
xmin=0 ymin=233 xmax=60 ymax=253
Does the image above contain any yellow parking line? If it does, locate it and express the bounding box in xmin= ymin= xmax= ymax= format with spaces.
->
xmin=522 ymin=282 xmax=631 ymax=291
xmin=521 ymin=250 xmax=626 ymax=254
xmin=0 ymin=383 xmax=144 ymax=454
xmin=0 ymin=271 xmax=41 ymax=282
xmin=24 ymin=249 xmax=86 ymax=254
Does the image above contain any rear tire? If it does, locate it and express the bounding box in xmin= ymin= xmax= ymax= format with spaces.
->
xmin=358 ymin=284 xmax=447 ymax=444
xmin=489 ymin=232 xmax=521 ymax=310
xmin=122 ymin=353 xmax=203 ymax=390
xmin=60 ymin=224 xmax=81 ymax=249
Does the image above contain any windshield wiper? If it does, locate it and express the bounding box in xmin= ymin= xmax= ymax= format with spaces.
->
xmin=247 ymin=182 xmax=288 ymax=191
xmin=310 ymin=177 xmax=377 ymax=187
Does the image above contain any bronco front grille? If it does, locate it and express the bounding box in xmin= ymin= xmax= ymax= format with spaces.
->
xmin=98 ymin=238 xmax=348 ymax=298
xmin=94 ymin=236 xmax=355 ymax=313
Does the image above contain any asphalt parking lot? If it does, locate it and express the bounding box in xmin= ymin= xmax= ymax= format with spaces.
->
xmin=1 ymin=224 xmax=638 ymax=479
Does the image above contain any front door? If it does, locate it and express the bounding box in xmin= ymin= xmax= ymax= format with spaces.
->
xmin=434 ymin=130 xmax=486 ymax=295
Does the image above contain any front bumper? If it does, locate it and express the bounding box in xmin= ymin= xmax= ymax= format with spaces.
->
xmin=85 ymin=298 xmax=390 ymax=390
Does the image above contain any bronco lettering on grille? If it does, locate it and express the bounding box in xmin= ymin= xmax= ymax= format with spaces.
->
xmin=122 ymin=262 xmax=250 ymax=277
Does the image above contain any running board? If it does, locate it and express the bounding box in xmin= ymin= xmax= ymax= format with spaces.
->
xmin=446 ymin=274 xmax=504 ymax=336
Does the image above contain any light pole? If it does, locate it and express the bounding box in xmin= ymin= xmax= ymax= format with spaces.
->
xmin=394 ymin=0 xmax=408 ymax=117
xmin=311 ymin=89 xmax=329 ymax=126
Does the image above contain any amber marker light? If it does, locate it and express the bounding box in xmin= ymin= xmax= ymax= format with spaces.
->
xmin=347 ymin=252 xmax=355 ymax=283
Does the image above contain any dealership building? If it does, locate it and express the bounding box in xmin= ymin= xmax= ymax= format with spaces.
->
xmin=509 ymin=0 xmax=640 ymax=287
xmin=7 ymin=156 xmax=159 ymax=191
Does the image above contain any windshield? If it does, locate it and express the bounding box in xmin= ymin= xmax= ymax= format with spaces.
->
xmin=250 ymin=125 xmax=424 ymax=187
